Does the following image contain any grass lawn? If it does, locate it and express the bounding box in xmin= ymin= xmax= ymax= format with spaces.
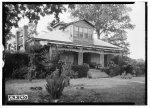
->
xmin=4 ymin=77 xmax=145 ymax=105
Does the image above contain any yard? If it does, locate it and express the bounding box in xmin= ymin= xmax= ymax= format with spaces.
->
xmin=5 ymin=77 xmax=145 ymax=105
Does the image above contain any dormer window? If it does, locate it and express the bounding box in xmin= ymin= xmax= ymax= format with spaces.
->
xmin=79 ymin=27 xmax=83 ymax=38
xmin=83 ymin=28 xmax=88 ymax=38
xmin=88 ymin=29 xmax=93 ymax=39
xmin=73 ymin=25 xmax=93 ymax=39
xmin=74 ymin=26 xmax=79 ymax=37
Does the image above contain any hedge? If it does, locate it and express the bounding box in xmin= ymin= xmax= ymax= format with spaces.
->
xmin=3 ymin=51 xmax=30 ymax=79
xmin=71 ymin=63 xmax=89 ymax=78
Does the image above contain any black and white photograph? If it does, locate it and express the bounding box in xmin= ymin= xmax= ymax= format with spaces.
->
xmin=2 ymin=1 xmax=147 ymax=105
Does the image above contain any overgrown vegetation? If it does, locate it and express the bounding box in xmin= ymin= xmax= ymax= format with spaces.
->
xmin=103 ymin=56 xmax=145 ymax=77
xmin=44 ymin=51 xmax=71 ymax=101
xmin=45 ymin=70 xmax=66 ymax=101
xmin=71 ymin=63 xmax=89 ymax=78
xmin=3 ymin=51 xmax=30 ymax=79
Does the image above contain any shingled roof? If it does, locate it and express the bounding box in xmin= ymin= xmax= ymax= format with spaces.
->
xmin=34 ymin=30 xmax=122 ymax=50
xmin=34 ymin=19 xmax=122 ymax=50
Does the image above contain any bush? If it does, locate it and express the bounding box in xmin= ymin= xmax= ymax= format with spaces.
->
xmin=89 ymin=63 xmax=102 ymax=69
xmin=133 ymin=62 xmax=145 ymax=76
xmin=89 ymin=62 xmax=97 ymax=69
xmin=12 ymin=66 xmax=28 ymax=79
xmin=71 ymin=63 xmax=89 ymax=78
xmin=3 ymin=51 xmax=30 ymax=79
xmin=45 ymin=69 xmax=66 ymax=101
xmin=45 ymin=77 xmax=65 ymax=101
xmin=104 ymin=65 xmax=121 ymax=77
xmin=106 ymin=56 xmax=145 ymax=77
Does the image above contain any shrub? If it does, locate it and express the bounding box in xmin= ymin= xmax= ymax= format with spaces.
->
xmin=89 ymin=63 xmax=102 ymax=69
xmin=12 ymin=66 xmax=28 ymax=79
xmin=3 ymin=51 xmax=30 ymax=79
xmin=89 ymin=62 xmax=97 ymax=69
xmin=45 ymin=69 xmax=66 ymax=101
xmin=104 ymin=65 xmax=121 ymax=77
xmin=45 ymin=77 xmax=65 ymax=101
xmin=133 ymin=62 xmax=145 ymax=76
xmin=124 ymin=64 xmax=133 ymax=74
xmin=71 ymin=63 xmax=89 ymax=78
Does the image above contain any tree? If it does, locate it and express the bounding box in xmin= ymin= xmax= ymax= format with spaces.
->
xmin=102 ymin=30 xmax=130 ymax=54
xmin=3 ymin=3 xmax=74 ymax=48
xmin=71 ymin=4 xmax=135 ymax=54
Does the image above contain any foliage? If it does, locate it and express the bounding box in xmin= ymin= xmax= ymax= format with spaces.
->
xmin=89 ymin=62 xmax=102 ymax=69
xmin=27 ymin=43 xmax=60 ymax=79
xmin=61 ymin=62 xmax=77 ymax=79
xmin=105 ymin=56 xmax=145 ymax=77
xmin=3 ymin=51 xmax=30 ymax=79
xmin=3 ymin=3 xmax=75 ymax=48
xmin=45 ymin=76 xmax=66 ymax=100
xmin=132 ymin=60 xmax=145 ymax=76
xmin=104 ymin=64 xmax=121 ymax=77
xmin=12 ymin=66 xmax=28 ymax=79
xmin=45 ymin=64 xmax=70 ymax=101
xmin=71 ymin=4 xmax=135 ymax=54
xmin=114 ymin=56 xmax=145 ymax=76
xmin=104 ymin=56 xmax=128 ymax=77
xmin=71 ymin=63 xmax=89 ymax=78
xmin=89 ymin=62 xmax=97 ymax=69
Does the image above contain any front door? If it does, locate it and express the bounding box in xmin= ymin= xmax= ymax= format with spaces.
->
xmin=104 ymin=55 xmax=108 ymax=67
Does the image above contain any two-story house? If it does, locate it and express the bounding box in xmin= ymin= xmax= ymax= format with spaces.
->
xmin=16 ymin=20 xmax=123 ymax=67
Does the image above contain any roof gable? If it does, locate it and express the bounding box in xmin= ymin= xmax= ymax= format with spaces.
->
xmin=53 ymin=19 xmax=95 ymax=30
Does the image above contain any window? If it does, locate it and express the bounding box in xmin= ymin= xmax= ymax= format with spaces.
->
xmin=88 ymin=29 xmax=93 ymax=39
xmin=79 ymin=27 xmax=83 ymax=38
xmin=74 ymin=26 xmax=79 ymax=37
xmin=83 ymin=28 xmax=88 ymax=38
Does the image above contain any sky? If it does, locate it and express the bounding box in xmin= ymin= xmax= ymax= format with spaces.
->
xmin=127 ymin=2 xmax=145 ymax=60
xmin=12 ymin=2 xmax=146 ymax=60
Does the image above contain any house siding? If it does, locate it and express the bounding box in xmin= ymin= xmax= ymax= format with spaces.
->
xmin=72 ymin=21 xmax=94 ymax=46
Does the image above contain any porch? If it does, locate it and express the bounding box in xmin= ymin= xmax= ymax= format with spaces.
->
xmin=59 ymin=51 xmax=120 ymax=67
xmin=48 ymin=43 xmax=122 ymax=67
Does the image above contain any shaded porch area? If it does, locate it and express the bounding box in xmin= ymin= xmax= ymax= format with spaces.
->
xmin=59 ymin=51 xmax=119 ymax=67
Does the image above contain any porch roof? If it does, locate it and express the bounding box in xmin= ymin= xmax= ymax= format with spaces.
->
xmin=34 ymin=31 xmax=122 ymax=51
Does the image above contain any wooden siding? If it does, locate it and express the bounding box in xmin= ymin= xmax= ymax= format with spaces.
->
xmin=72 ymin=20 xmax=94 ymax=46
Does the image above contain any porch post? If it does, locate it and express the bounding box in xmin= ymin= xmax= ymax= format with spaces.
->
xmin=49 ymin=45 xmax=53 ymax=60
xmin=100 ymin=52 xmax=104 ymax=67
xmin=118 ymin=52 xmax=123 ymax=64
xmin=78 ymin=52 xmax=83 ymax=65
xmin=22 ymin=25 xmax=28 ymax=52
xmin=16 ymin=31 xmax=19 ymax=51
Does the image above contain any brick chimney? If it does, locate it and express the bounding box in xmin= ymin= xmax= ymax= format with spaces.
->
xmin=23 ymin=25 xmax=28 ymax=52
xmin=16 ymin=31 xmax=19 ymax=51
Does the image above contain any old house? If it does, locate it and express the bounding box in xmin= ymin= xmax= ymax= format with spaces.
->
xmin=16 ymin=20 xmax=123 ymax=67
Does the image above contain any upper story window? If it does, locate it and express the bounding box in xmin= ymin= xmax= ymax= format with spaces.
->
xmin=83 ymin=28 xmax=88 ymax=38
xmin=88 ymin=29 xmax=93 ymax=39
xmin=79 ymin=27 xmax=83 ymax=38
xmin=73 ymin=26 xmax=93 ymax=39
xmin=74 ymin=26 xmax=79 ymax=37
